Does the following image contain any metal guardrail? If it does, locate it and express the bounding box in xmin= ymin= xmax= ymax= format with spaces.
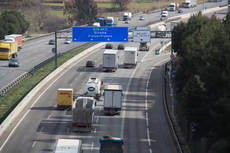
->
xmin=0 ymin=44 xmax=84 ymax=97
xmin=0 ymin=72 xmax=29 ymax=96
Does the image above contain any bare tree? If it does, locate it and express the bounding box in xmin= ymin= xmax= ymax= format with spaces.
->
xmin=64 ymin=0 xmax=98 ymax=25
xmin=112 ymin=0 xmax=131 ymax=11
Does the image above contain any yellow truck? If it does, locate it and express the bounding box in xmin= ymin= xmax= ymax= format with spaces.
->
xmin=0 ymin=41 xmax=18 ymax=60
xmin=57 ymin=88 xmax=73 ymax=109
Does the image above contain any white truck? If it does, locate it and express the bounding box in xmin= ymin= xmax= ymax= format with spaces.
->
xmin=123 ymin=47 xmax=138 ymax=68
xmin=83 ymin=77 xmax=103 ymax=100
xmin=156 ymin=24 xmax=167 ymax=38
xmin=183 ymin=0 xmax=197 ymax=8
xmin=103 ymin=49 xmax=118 ymax=72
xmin=123 ymin=12 xmax=132 ymax=21
xmin=169 ymin=3 xmax=176 ymax=11
xmin=106 ymin=16 xmax=115 ymax=26
xmin=54 ymin=139 xmax=82 ymax=153
xmin=4 ymin=34 xmax=23 ymax=50
xmin=72 ymin=96 xmax=96 ymax=132
xmin=103 ymin=84 xmax=123 ymax=115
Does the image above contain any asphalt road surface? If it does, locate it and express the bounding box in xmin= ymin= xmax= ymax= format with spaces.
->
xmin=0 ymin=37 xmax=176 ymax=153
xmin=0 ymin=0 xmax=227 ymax=89
xmin=0 ymin=1 xmax=228 ymax=153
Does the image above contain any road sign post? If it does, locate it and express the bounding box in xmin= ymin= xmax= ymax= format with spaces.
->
xmin=133 ymin=26 xmax=151 ymax=42
xmin=72 ymin=27 xmax=128 ymax=42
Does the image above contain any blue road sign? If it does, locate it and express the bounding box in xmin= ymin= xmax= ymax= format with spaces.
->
xmin=72 ymin=27 xmax=128 ymax=42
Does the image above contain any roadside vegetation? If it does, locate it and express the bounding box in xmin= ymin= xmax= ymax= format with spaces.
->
xmin=172 ymin=12 xmax=230 ymax=153
xmin=0 ymin=43 xmax=96 ymax=124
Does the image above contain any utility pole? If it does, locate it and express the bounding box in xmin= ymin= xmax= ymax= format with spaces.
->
xmin=54 ymin=31 xmax=58 ymax=69
xmin=228 ymin=0 xmax=230 ymax=12
xmin=158 ymin=0 xmax=161 ymax=10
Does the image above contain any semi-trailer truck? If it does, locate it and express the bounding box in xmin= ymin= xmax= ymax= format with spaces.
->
xmin=0 ymin=41 xmax=18 ymax=60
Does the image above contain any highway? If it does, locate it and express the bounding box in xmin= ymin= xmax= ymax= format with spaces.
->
xmin=0 ymin=38 xmax=176 ymax=153
xmin=0 ymin=0 xmax=227 ymax=89
xmin=0 ymin=1 xmax=228 ymax=153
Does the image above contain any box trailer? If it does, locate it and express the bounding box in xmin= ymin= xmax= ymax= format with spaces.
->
xmin=123 ymin=47 xmax=138 ymax=68
xmin=103 ymin=84 xmax=123 ymax=115
xmin=57 ymin=88 xmax=73 ymax=109
xmin=72 ymin=96 xmax=96 ymax=132
xmin=103 ymin=49 xmax=118 ymax=72
xmin=4 ymin=34 xmax=23 ymax=50
xmin=54 ymin=139 xmax=82 ymax=153
xmin=0 ymin=41 xmax=18 ymax=60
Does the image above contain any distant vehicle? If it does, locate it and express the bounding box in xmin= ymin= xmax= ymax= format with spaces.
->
xmin=123 ymin=47 xmax=138 ymax=68
xmin=57 ymin=88 xmax=73 ymax=109
xmin=105 ymin=43 xmax=113 ymax=49
xmin=139 ymin=42 xmax=149 ymax=51
xmin=117 ymin=44 xmax=124 ymax=50
xmin=156 ymin=24 xmax=167 ymax=38
xmin=183 ymin=0 xmax=197 ymax=8
xmin=178 ymin=9 xmax=183 ymax=13
xmin=169 ymin=3 xmax=176 ymax=11
xmin=8 ymin=57 xmax=19 ymax=67
xmin=4 ymin=34 xmax=23 ymax=50
xmin=54 ymin=139 xmax=82 ymax=153
xmin=93 ymin=22 xmax=100 ymax=27
xmin=49 ymin=39 xmax=55 ymax=45
xmin=123 ymin=12 xmax=132 ymax=21
xmin=124 ymin=20 xmax=129 ymax=24
xmin=100 ymin=135 xmax=124 ymax=153
xmin=139 ymin=16 xmax=145 ymax=20
xmin=97 ymin=17 xmax=106 ymax=26
xmin=64 ymin=38 xmax=71 ymax=44
xmin=86 ymin=60 xmax=96 ymax=67
xmin=106 ymin=16 xmax=115 ymax=26
xmin=161 ymin=11 xmax=168 ymax=17
xmin=103 ymin=84 xmax=123 ymax=115
xmin=0 ymin=41 xmax=18 ymax=60
xmin=103 ymin=49 xmax=118 ymax=72
xmin=72 ymin=96 xmax=96 ymax=132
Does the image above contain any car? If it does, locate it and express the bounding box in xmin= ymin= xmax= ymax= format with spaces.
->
xmin=64 ymin=38 xmax=71 ymax=44
xmin=178 ymin=9 xmax=183 ymax=13
xmin=49 ymin=39 xmax=55 ymax=45
xmin=8 ymin=58 xmax=19 ymax=67
xmin=139 ymin=16 xmax=145 ymax=20
xmin=105 ymin=43 xmax=113 ymax=49
xmin=117 ymin=44 xmax=124 ymax=50
xmin=124 ymin=20 xmax=129 ymax=24
xmin=86 ymin=60 xmax=96 ymax=67
xmin=161 ymin=11 xmax=168 ymax=17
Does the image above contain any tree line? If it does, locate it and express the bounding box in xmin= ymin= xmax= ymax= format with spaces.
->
xmin=0 ymin=10 xmax=29 ymax=39
xmin=172 ymin=12 xmax=230 ymax=153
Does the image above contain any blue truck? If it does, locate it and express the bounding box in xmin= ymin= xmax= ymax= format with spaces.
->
xmin=97 ymin=17 xmax=115 ymax=27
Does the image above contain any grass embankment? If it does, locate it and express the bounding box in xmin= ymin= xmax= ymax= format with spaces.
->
xmin=0 ymin=43 xmax=96 ymax=124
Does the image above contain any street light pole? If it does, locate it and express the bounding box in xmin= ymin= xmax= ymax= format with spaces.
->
xmin=54 ymin=31 xmax=58 ymax=69
xmin=158 ymin=0 xmax=160 ymax=10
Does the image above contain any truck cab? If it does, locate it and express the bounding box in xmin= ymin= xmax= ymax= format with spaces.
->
xmin=139 ymin=42 xmax=149 ymax=51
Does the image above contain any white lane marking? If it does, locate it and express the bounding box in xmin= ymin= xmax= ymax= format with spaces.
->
xmin=0 ymin=71 xmax=65 ymax=151
xmin=32 ymin=141 xmax=36 ymax=148
xmin=91 ymin=142 xmax=94 ymax=152
xmin=0 ymin=47 xmax=104 ymax=151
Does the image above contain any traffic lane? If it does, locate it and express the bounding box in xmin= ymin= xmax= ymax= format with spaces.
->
xmin=122 ymin=49 xmax=174 ymax=153
xmin=0 ymin=46 xmax=105 ymax=153
xmin=147 ymin=60 xmax=178 ymax=153
xmin=117 ymin=1 xmax=226 ymax=27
